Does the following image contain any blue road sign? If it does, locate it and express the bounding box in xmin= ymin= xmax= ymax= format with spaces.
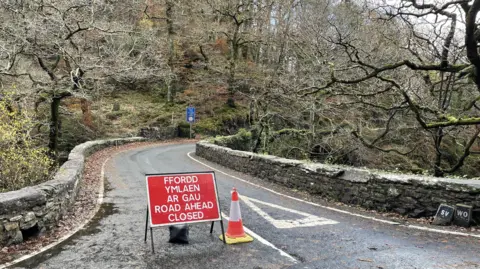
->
xmin=186 ymin=107 xmax=195 ymax=123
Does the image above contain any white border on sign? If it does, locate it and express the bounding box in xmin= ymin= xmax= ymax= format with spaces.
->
xmin=145 ymin=171 xmax=222 ymax=227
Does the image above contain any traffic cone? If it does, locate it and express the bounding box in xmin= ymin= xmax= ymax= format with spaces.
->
xmin=220 ymin=187 xmax=254 ymax=244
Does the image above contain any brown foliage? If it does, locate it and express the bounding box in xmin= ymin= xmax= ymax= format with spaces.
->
xmin=80 ymin=99 xmax=94 ymax=129
xmin=182 ymin=89 xmax=195 ymax=97
xmin=215 ymin=86 xmax=228 ymax=95
xmin=214 ymin=38 xmax=229 ymax=55
xmin=246 ymin=60 xmax=256 ymax=68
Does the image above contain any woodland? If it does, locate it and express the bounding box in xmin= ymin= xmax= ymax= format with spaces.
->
xmin=1 ymin=0 xmax=480 ymax=191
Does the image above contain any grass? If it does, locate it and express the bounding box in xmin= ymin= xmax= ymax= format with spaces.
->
xmin=89 ymin=89 xmax=250 ymax=138
xmin=89 ymin=91 xmax=177 ymax=137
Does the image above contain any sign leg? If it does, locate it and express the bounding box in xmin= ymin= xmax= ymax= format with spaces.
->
xmin=210 ymin=221 xmax=214 ymax=234
xmin=220 ymin=220 xmax=226 ymax=244
xmin=189 ymin=122 xmax=192 ymax=139
xmin=144 ymin=207 xmax=149 ymax=242
xmin=150 ymin=227 xmax=155 ymax=253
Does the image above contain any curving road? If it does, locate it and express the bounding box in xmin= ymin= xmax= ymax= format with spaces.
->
xmin=11 ymin=143 xmax=480 ymax=269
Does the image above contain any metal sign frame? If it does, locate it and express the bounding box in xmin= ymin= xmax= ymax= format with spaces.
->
xmin=144 ymin=171 xmax=226 ymax=252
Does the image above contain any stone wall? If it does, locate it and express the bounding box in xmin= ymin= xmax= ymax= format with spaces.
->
xmin=138 ymin=126 xmax=178 ymax=140
xmin=196 ymin=141 xmax=480 ymax=220
xmin=0 ymin=137 xmax=144 ymax=246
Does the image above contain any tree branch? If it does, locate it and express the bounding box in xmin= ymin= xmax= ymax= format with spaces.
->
xmin=426 ymin=117 xmax=480 ymax=128
xmin=443 ymin=128 xmax=480 ymax=173
xmin=465 ymin=0 xmax=480 ymax=72
xmin=36 ymin=56 xmax=56 ymax=81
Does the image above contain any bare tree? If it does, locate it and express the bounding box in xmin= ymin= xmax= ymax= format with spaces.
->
xmin=295 ymin=0 xmax=480 ymax=176
xmin=0 ymin=0 xmax=169 ymax=159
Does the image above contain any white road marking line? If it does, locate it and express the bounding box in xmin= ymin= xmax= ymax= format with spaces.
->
xmin=407 ymin=225 xmax=480 ymax=237
xmin=240 ymin=195 xmax=338 ymax=228
xmin=0 ymin=157 xmax=109 ymax=269
xmin=221 ymin=213 xmax=298 ymax=264
xmin=187 ymin=152 xmax=480 ymax=239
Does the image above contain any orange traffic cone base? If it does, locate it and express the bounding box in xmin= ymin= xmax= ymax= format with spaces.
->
xmin=221 ymin=187 xmax=254 ymax=245
xmin=219 ymin=233 xmax=254 ymax=245
xmin=225 ymin=220 xmax=246 ymax=238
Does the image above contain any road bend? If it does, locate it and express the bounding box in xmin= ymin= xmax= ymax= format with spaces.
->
xmin=11 ymin=143 xmax=480 ymax=269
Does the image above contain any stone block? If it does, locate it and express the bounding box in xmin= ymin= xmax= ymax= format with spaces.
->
xmin=20 ymin=212 xmax=37 ymax=230
xmin=432 ymin=204 xmax=454 ymax=226
xmin=0 ymin=187 xmax=47 ymax=216
xmin=472 ymin=208 xmax=480 ymax=225
xmin=453 ymin=204 xmax=472 ymax=227
xmin=409 ymin=208 xmax=426 ymax=218
xmin=7 ymin=230 xmax=23 ymax=245
xmin=45 ymin=201 xmax=54 ymax=210
xmin=387 ymin=187 xmax=400 ymax=197
xmin=0 ymin=224 xmax=4 ymax=243
xmin=42 ymin=211 xmax=58 ymax=227
xmin=430 ymin=196 xmax=446 ymax=203
xmin=4 ymin=221 xmax=19 ymax=231
xmin=372 ymin=192 xmax=387 ymax=203
xmin=9 ymin=215 xmax=22 ymax=222
xmin=34 ymin=208 xmax=45 ymax=217
xmin=393 ymin=207 xmax=407 ymax=215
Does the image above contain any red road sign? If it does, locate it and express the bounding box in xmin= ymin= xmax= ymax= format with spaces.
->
xmin=146 ymin=172 xmax=221 ymax=227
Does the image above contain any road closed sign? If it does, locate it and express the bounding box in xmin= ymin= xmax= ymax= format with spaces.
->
xmin=146 ymin=172 xmax=221 ymax=227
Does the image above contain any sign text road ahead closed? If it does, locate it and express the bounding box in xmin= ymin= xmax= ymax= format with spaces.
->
xmin=146 ymin=172 xmax=221 ymax=227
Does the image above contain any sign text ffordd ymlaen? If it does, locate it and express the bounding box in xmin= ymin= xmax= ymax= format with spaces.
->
xmin=146 ymin=172 xmax=221 ymax=227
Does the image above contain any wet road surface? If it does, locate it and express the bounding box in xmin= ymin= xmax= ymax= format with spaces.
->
xmin=11 ymin=143 xmax=480 ymax=269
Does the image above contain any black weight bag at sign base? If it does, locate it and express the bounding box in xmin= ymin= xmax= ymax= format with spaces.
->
xmin=169 ymin=224 xmax=189 ymax=244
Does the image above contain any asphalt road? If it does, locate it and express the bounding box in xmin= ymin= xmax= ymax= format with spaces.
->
xmin=11 ymin=143 xmax=480 ymax=269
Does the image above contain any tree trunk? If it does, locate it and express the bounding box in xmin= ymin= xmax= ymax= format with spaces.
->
xmin=261 ymin=3 xmax=273 ymax=65
xmin=166 ymin=0 xmax=175 ymax=103
xmin=433 ymin=127 xmax=444 ymax=177
xmin=227 ymin=24 xmax=240 ymax=107
xmin=251 ymin=125 xmax=264 ymax=153
xmin=263 ymin=123 xmax=270 ymax=151
xmin=228 ymin=27 xmax=239 ymax=89
xmin=277 ymin=0 xmax=294 ymax=70
xmin=49 ymin=97 xmax=61 ymax=159
xmin=310 ymin=101 xmax=316 ymax=139
xmin=249 ymin=100 xmax=255 ymax=125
